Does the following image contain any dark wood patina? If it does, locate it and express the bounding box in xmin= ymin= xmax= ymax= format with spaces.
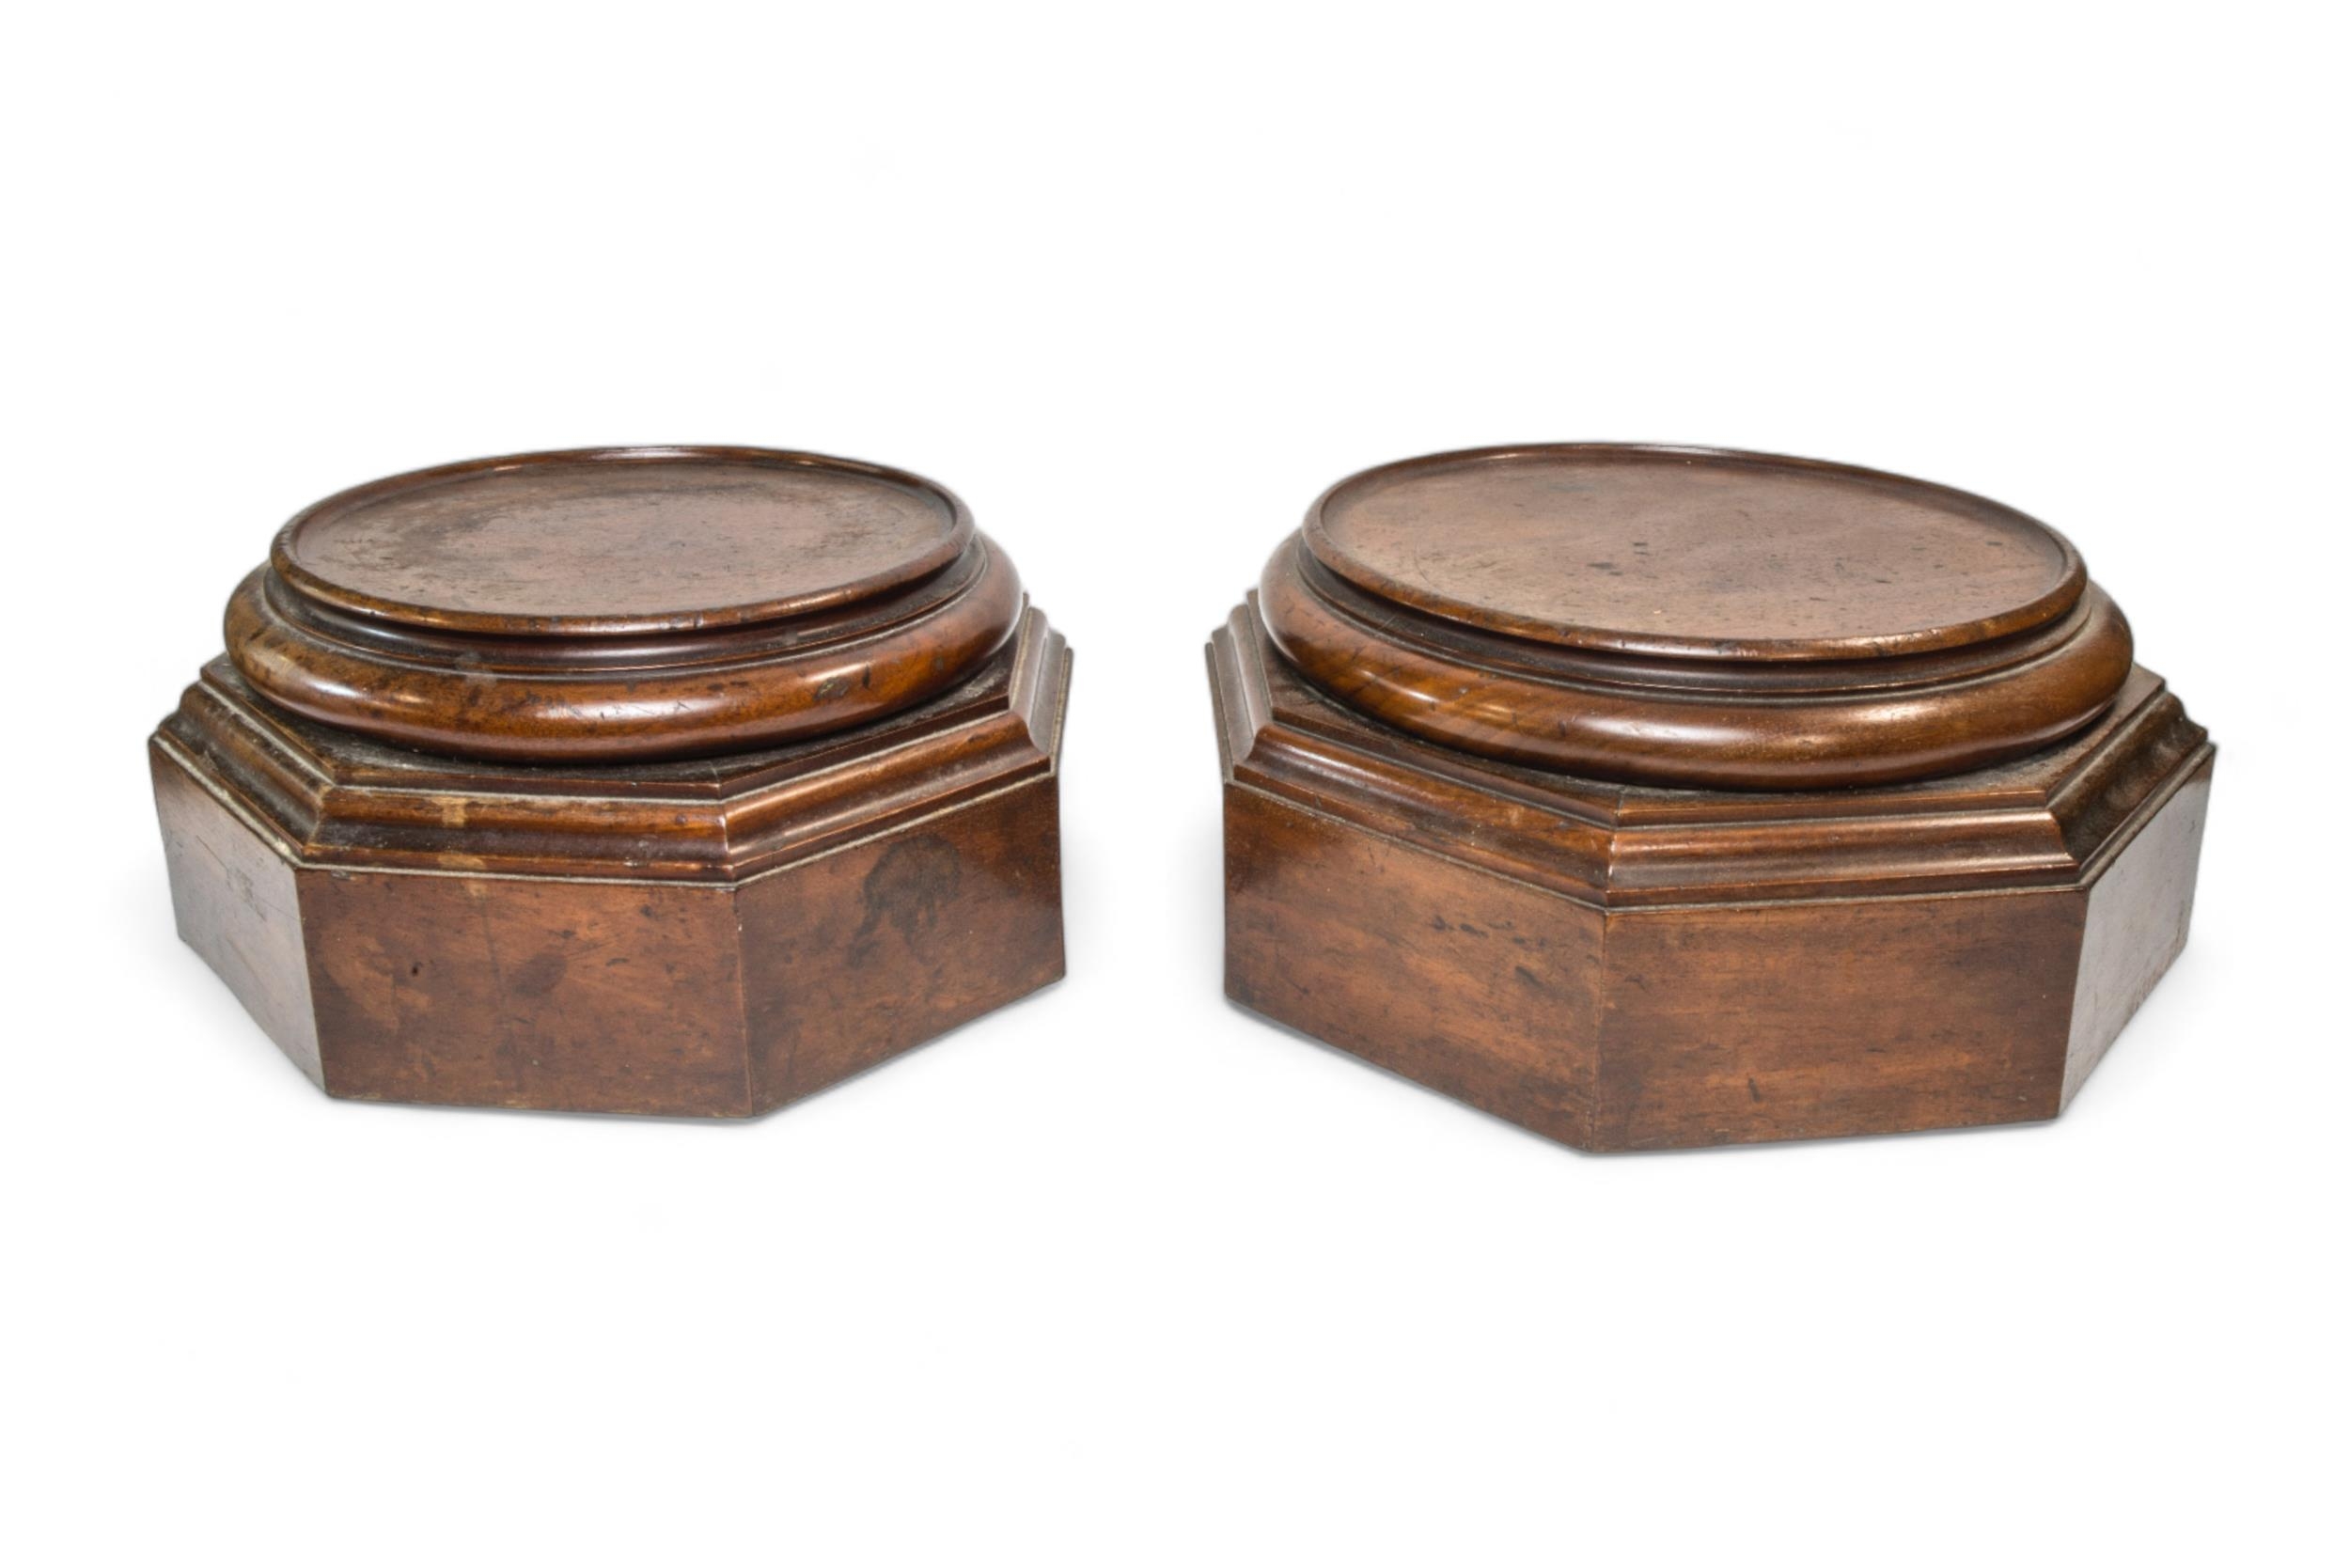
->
xmin=1211 ymin=444 xmax=2211 ymax=1150
xmin=154 ymin=446 xmax=1070 ymax=1116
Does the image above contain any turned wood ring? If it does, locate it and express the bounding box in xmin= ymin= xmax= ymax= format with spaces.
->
xmin=1258 ymin=444 xmax=2134 ymax=789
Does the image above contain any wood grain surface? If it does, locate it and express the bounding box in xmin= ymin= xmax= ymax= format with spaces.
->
xmin=1264 ymin=446 xmax=2134 ymax=789
xmin=155 ymin=449 xmax=1072 ymax=1117
xmin=1307 ymin=444 xmax=2083 ymax=657
xmin=229 ymin=447 xmax=1023 ymax=762
xmin=156 ymin=611 xmax=1070 ymax=1116
xmin=276 ymin=445 xmax=972 ymax=634
xmin=1213 ymin=445 xmax=2214 ymax=1151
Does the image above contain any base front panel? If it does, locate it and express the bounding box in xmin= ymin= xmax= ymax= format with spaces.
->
xmin=156 ymin=743 xmax=1065 ymax=1118
xmin=1224 ymin=786 xmax=1602 ymax=1142
xmin=740 ymin=777 xmax=1066 ymax=1110
xmin=1593 ymin=893 xmax=2079 ymax=1149
xmin=302 ymin=869 xmax=752 ymax=1115
xmin=1222 ymin=778 xmax=2205 ymax=1152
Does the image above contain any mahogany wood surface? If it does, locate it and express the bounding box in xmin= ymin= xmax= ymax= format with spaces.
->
xmin=229 ymin=447 xmax=1024 ymax=762
xmin=1307 ymin=444 xmax=2085 ymax=657
xmin=155 ymin=448 xmax=1070 ymax=1116
xmin=1214 ymin=445 xmax=2214 ymax=1151
xmin=276 ymin=447 xmax=970 ymax=632
xmin=1263 ymin=445 xmax=2134 ymax=790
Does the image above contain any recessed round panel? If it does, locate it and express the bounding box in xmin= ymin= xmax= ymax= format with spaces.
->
xmin=231 ymin=447 xmax=1022 ymax=760
xmin=1263 ymin=445 xmax=2133 ymax=787
xmin=1305 ymin=445 xmax=2084 ymax=660
xmin=275 ymin=446 xmax=970 ymax=635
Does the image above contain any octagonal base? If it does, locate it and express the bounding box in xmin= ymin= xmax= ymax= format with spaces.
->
xmin=154 ymin=609 xmax=1070 ymax=1117
xmin=1210 ymin=603 xmax=2211 ymax=1151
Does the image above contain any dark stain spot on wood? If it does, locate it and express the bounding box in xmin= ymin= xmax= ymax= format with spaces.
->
xmin=512 ymin=950 xmax=568 ymax=996
xmin=855 ymin=834 xmax=964 ymax=949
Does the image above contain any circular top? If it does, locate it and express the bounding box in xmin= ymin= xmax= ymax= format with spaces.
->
xmin=229 ymin=447 xmax=1022 ymax=762
xmin=275 ymin=446 xmax=971 ymax=636
xmin=1261 ymin=445 xmax=2134 ymax=789
xmin=1306 ymin=445 xmax=2085 ymax=661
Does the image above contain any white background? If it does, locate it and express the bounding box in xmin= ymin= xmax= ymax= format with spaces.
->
xmin=8 ymin=5 xmax=2343 ymax=1563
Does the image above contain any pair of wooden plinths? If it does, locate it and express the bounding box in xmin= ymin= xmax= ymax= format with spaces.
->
xmin=154 ymin=445 xmax=2213 ymax=1148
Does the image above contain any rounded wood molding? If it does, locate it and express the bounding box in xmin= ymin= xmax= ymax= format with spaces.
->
xmin=1260 ymin=445 xmax=2135 ymax=789
xmin=228 ymin=447 xmax=1025 ymax=762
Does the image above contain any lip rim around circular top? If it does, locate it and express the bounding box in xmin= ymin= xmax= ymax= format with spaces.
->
xmin=269 ymin=445 xmax=977 ymax=639
xmin=1300 ymin=443 xmax=2091 ymax=663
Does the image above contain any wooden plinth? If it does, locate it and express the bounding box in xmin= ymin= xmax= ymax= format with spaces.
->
xmin=154 ymin=447 xmax=1070 ymax=1116
xmin=1209 ymin=445 xmax=2212 ymax=1151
